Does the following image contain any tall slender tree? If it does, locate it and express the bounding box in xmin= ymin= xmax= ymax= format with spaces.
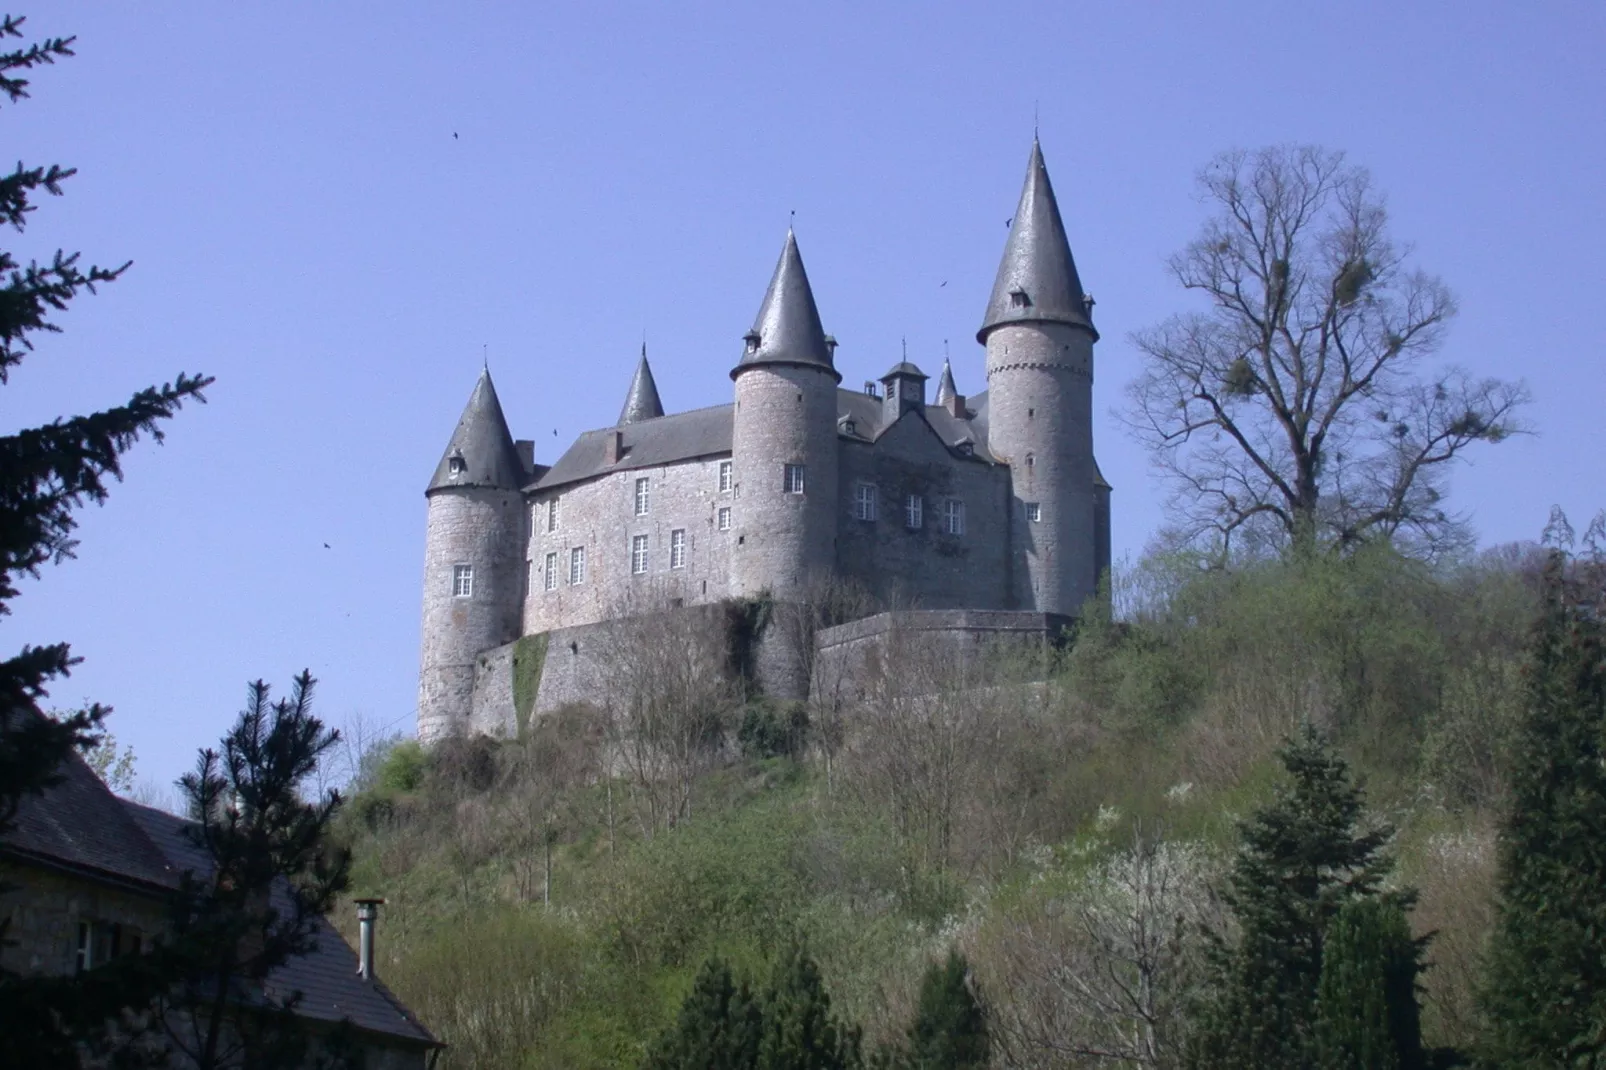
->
xmin=903 ymin=950 xmax=989 ymax=1070
xmin=1315 ymin=897 xmax=1425 ymax=1070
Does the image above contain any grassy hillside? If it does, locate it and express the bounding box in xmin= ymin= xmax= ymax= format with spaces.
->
xmin=338 ymin=544 xmax=1538 ymax=1068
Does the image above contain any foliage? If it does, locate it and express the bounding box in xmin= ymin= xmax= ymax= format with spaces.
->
xmin=738 ymin=701 xmax=810 ymax=760
xmin=1479 ymin=542 xmax=1606 ymax=1067
xmin=512 ymin=632 xmax=549 ymax=735
xmin=756 ymin=943 xmax=862 ymax=1070
xmin=644 ymin=957 xmax=762 ymax=1070
xmin=84 ymin=729 xmax=137 ymax=793
xmin=1125 ymin=145 xmax=1526 ymax=558
xmin=1315 ymin=897 xmax=1426 ymax=1070
xmin=375 ymin=738 xmax=426 ymax=794
xmin=899 ymin=950 xmax=988 ymax=1070
xmin=1186 ymin=727 xmax=1416 ymax=1068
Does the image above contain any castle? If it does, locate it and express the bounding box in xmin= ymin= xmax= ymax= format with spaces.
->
xmin=417 ymin=139 xmax=1110 ymax=742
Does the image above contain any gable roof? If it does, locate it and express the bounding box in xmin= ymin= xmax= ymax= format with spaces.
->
xmin=122 ymin=801 xmax=441 ymax=1050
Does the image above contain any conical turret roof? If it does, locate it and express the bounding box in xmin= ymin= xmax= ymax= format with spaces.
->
xmin=426 ymin=367 xmax=526 ymax=494
xmin=978 ymin=139 xmax=1096 ymax=343
xmin=732 ymin=230 xmax=840 ymax=381
xmin=934 ymin=358 xmax=958 ymax=406
xmin=618 ymin=346 xmax=665 ymax=425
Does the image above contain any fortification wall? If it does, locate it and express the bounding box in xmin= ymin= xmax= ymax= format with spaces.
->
xmin=524 ymin=455 xmax=735 ymax=635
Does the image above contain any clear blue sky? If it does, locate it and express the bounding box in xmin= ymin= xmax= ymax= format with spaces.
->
xmin=8 ymin=2 xmax=1603 ymax=791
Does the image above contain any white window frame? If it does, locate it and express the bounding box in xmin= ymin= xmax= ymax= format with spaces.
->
xmin=634 ymin=477 xmax=650 ymax=516
xmin=906 ymin=494 xmax=923 ymax=530
xmin=854 ymin=483 xmax=877 ymax=522
xmin=717 ymin=506 xmax=732 ymax=531
xmin=670 ymin=528 xmax=686 ymax=569
xmin=718 ymin=460 xmax=733 ymax=493
xmin=944 ymin=499 xmax=965 ymax=536
xmin=452 ymin=564 xmax=474 ymax=597
xmin=630 ymin=534 xmax=649 ymax=575
xmin=569 ymin=546 xmax=586 ymax=585
xmin=784 ymin=464 xmax=805 ymax=494
xmin=1026 ymin=501 xmax=1041 ymax=522
xmin=543 ymin=551 xmax=558 ymax=591
xmin=546 ymin=497 xmax=559 ymax=533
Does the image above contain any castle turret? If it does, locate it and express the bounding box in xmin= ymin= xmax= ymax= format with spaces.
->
xmin=417 ymin=367 xmax=529 ymax=743
xmin=729 ymin=230 xmax=841 ymax=601
xmin=979 ymin=139 xmax=1101 ymax=616
xmin=618 ymin=345 xmax=664 ymax=424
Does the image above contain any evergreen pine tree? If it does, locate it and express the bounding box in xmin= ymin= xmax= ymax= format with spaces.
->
xmin=645 ymin=957 xmax=762 ymax=1070
xmin=1187 ymin=725 xmax=1408 ymax=1069
xmin=1315 ymin=897 xmax=1426 ymax=1070
xmin=904 ymin=950 xmax=988 ymax=1070
xmin=756 ymin=943 xmax=860 ymax=1070
xmin=1480 ymin=547 xmax=1606 ymax=1066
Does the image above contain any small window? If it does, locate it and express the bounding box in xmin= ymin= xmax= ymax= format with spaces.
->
xmin=906 ymin=494 xmax=923 ymax=530
xmin=546 ymin=498 xmax=559 ymax=533
xmin=543 ymin=551 xmax=558 ymax=592
xmin=1026 ymin=502 xmax=1041 ymax=522
xmin=448 ymin=452 xmax=466 ymax=477
xmin=670 ymin=529 xmax=686 ymax=569
xmin=854 ymin=483 xmax=877 ymax=522
xmin=718 ymin=507 xmax=732 ymax=531
xmin=569 ymin=546 xmax=586 ymax=585
xmin=452 ymin=564 xmax=474 ymax=597
xmin=943 ymin=499 xmax=966 ymax=536
xmin=631 ymin=534 xmax=649 ymax=575
xmin=784 ymin=464 xmax=805 ymax=494
xmin=77 ymin=920 xmax=131 ymax=973
xmin=1026 ymin=453 xmax=1035 ymax=468
xmin=1010 ymin=288 xmax=1031 ymax=309
xmin=718 ymin=461 xmax=733 ymax=493
xmin=634 ymin=477 xmax=650 ymax=516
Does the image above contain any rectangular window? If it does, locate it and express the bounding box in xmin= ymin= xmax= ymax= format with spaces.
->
xmin=784 ymin=464 xmax=805 ymax=494
xmin=718 ymin=460 xmax=733 ymax=493
xmin=631 ymin=534 xmax=649 ymax=575
xmin=718 ymin=506 xmax=732 ymax=531
xmin=569 ymin=546 xmax=586 ymax=585
xmin=944 ymin=499 xmax=966 ymax=535
xmin=1026 ymin=501 xmax=1041 ymax=522
xmin=634 ymin=477 xmax=650 ymax=516
xmin=452 ymin=564 xmax=474 ymax=597
xmin=670 ymin=528 xmax=687 ymax=569
xmin=543 ymin=551 xmax=558 ymax=591
xmin=546 ymin=498 xmax=559 ymax=533
xmin=906 ymin=494 xmax=923 ymax=530
xmin=854 ymin=483 xmax=877 ymax=521
xmin=77 ymin=920 xmax=130 ymax=973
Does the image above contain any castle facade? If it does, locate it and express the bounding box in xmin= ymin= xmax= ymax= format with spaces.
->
xmin=417 ymin=140 xmax=1110 ymax=742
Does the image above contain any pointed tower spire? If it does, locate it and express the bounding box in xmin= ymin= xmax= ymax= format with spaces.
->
xmin=978 ymin=139 xmax=1097 ymax=343
xmin=732 ymin=230 xmax=840 ymax=381
xmin=426 ymin=367 xmax=526 ymax=493
xmin=934 ymin=358 xmax=958 ymax=407
xmin=618 ymin=345 xmax=665 ymax=424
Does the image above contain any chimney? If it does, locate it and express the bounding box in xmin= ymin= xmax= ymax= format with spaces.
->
xmin=947 ymin=393 xmax=966 ymax=418
xmin=604 ymin=430 xmax=623 ymax=465
xmin=514 ymin=439 xmax=535 ymax=474
xmin=355 ymin=898 xmax=385 ymax=980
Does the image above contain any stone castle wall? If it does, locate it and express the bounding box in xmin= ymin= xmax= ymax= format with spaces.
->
xmin=524 ymin=455 xmax=736 ymax=634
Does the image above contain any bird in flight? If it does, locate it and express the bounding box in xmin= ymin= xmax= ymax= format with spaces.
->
xmin=453 ymin=132 xmax=459 ymax=139
xmin=939 ymin=280 xmax=947 ymax=288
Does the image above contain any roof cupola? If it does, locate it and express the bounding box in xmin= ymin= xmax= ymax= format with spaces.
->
xmin=880 ymin=348 xmax=928 ymax=425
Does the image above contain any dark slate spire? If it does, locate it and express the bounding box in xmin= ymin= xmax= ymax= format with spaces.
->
xmin=618 ymin=345 xmax=664 ymax=425
xmin=978 ymin=138 xmax=1097 ymax=343
xmin=426 ymin=367 xmax=526 ymax=494
xmin=732 ymin=230 xmax=841 ymax=381
xmin=934 ymin=358 xmax=958 ymax=406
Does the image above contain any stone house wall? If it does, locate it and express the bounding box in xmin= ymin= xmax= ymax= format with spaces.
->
xmin=0 ymin=860 xmax=166 ymax=975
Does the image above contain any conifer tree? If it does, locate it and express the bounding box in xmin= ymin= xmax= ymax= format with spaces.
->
xmin=1315 ymin=897 xmax=1425 ymax=1070
xmin=1187 ymin=726 xmax=1410 ymax=1068
xmin=903 ymin=950 xmax=988 ymax=1070
xmin=1480 ymin=545 xmax=1606 ymax=1066
xmin=756 ymin=943 xmax=860 ymax=1070
xmin=645 ymin=957 xmax=762 ymax=1070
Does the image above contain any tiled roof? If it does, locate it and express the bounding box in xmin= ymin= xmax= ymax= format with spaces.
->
xmin=122 ymin=801 xmax=440 ymax=1050
xmin=427 ymin=367 xmax=527 ymax=494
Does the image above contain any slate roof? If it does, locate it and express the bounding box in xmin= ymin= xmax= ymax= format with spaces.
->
xmin=532 ymin=403 xmax=735 ymax=492
xmin=122 ymin=801 xmax=441 ymax=1050
xmin=618 ymin=348 xmax=665 ymax=425
xmin=427 ymin=367 xmax=527 ymax=494
xmin=732 ymin=230 xmax=840 ymax=381
xmin=934 ymin=360 xmax=959 ymax=407
xmin=979 ymin=139 xmax=1097 ymax=343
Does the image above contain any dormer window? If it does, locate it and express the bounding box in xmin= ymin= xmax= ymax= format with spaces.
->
xmin=842 ymin=419 xmax=856 ymax=436
xmin=743 ymin=330 xmax=761 ymax=354
xmin=863 ymin=381 xmax=879 ymax=397
xmin=1010 ymin=288 xmax=1031 ymax=309
xmin=447 ymin=451 xmax=467 ymax=478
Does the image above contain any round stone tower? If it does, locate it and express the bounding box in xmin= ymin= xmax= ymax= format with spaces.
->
xmin=417 ymin=367 xmax=529 ymax=743
xmin=729 ymin=230 xmax=842 ymax=600
xmin=979 ymin=139 xmax=1101 ymax=617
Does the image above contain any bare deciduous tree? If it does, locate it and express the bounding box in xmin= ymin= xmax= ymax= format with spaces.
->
xmin=1126 ymin=146 xmax=1528 ymax=559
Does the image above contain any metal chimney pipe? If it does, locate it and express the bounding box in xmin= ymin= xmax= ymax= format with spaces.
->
xmin=355 ymin=898 xmax=385 ymax=980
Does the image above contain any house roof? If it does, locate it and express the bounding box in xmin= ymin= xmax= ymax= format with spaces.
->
xmin=122 ymin=801 xmax=441 ymax=1050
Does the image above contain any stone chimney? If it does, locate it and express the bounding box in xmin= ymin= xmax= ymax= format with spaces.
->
xmin=946 ymin=393 xmax=966 ymax=418
xmin=604 ymin=429 xmax=624 ymax=465
xmin=355 ymin=898 xmax=385 ymax=980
